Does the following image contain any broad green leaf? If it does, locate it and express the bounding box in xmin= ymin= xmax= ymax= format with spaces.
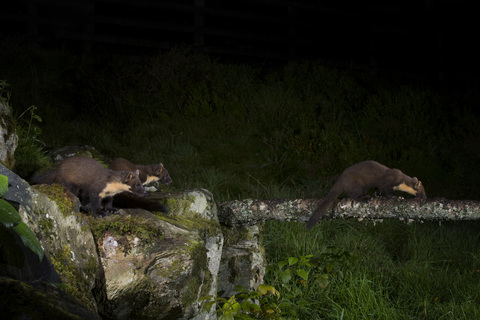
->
xmin=223 ymin=295 xmax=240 ymax=313
xmin=0 ymin=175 xmax=8 ymax=197
xmin=0 ymin=198 xmax=21 ymax=227
xmin=297 ymin=269 xmax=309 ymax=280
xmin=257 ymin=284 xmax=280 ymax=298
xmin=288 ymin=257 xmax=298 ymax=266
xmin=280 ymin=269 xmax=292 ymax=284
xmin=317 ymin=274 xmax=329 ymax=289
xmin=0 ymin=225 xmax=25 ymax=268
xmin=249 ymin=303 xmax=262 ymax=312
xmin=13 ymin=222 xmax=44 ymax=262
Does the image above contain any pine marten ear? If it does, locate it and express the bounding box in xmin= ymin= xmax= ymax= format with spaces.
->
xmin=414 ymin=179 xmax=420 ymax=187
xmin=155 ymin=164 xmax=165 ymax=175
xmin=124 ymin=172 xmax=134 ymax=182
xmin=412 ymin=177 xmax=423 ymax=189
xmin=413 ymin=178 xmax=427 ymax=199
xmin=124 ymin=170 xmax=140 ymax=182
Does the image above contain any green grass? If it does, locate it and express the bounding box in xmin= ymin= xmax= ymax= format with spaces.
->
xmin=2 ymin=42 xmax=480 ymax=318
xmin=264 ymin=220 xmax=480 ymax=319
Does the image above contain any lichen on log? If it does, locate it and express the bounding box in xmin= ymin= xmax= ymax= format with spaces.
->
xmin=218 ymin=198 xmax=480 ymax=227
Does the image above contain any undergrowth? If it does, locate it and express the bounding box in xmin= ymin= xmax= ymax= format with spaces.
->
xmin=2 ymin=42 xmax=480 ymax=319
xmin=2 ymin=44 xmax=480 ymax=201
xmin=263 ymin=220 xmax=480 ymax=319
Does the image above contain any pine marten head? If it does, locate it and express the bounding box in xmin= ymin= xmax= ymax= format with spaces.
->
xmin=100 ymin=170 xmax=147 ymax=199
xmin=146 ymin=163 xmax=172 ymax=185
xmin=124 ymin=170 xmax=148 ymax=197
xmin=393 ymin=177 xmax=427 ymax=199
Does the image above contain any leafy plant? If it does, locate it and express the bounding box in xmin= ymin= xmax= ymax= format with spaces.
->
xmin=0 ymin=174 xmax=44 ymax=261
xmin=201 ymin=252 xmax=350 ymax=319
xmin=0 ymin=80 xmax=50 ymax=178
xmin=14 ymin=104 xmax=50 ymax=178
xmin=200 ymin=284 xmax=284 ymax=320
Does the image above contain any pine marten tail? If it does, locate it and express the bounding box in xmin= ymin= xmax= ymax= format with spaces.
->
xmin=307 ymin=184 xmax=343 ymax=229
xmin=30 ymin=170 xmax=57 ymax=185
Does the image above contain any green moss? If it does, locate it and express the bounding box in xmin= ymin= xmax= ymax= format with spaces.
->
xmin=38 ymin=217 xmax=55 ymax=241
xmin=50 ymin=245 xmax=96 ymax=312
xmin=156 ymin=213 xmax=220 ymax=237
xmin=33 ymin=184 xmax=77 ymax=218
xmin=84 ymin=214 xmax=164 ymax=245
xmin=181 ymin=240 xmax=212 ymax=307
xmin=222 ymin=224 xmax=262 ymax=247
xmin=162 ymin=195 xmax=197 ymax=216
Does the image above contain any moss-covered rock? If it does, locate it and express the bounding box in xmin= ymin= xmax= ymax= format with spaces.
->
xmin=0 ymin=99 xmax=18 ymax=170
xmin=88 ymin=203 xmax=223 ymax=320
xmin=1 ymin=164 xmax=102 ymax=314
xmin=0 ymin=277 xmax=101 ymax=320
xmin=3 ymin=160 xmax=269 ymax=320
xmin=217 ymin=224 xmax=266 ymax=299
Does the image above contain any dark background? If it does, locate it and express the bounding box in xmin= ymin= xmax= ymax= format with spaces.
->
xmin=1 ymin=0 xmax=479 ymax=85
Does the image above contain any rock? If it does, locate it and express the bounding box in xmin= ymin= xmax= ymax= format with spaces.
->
xmin=47 ymin=145 xmax=106 ymax=163
xmin=2 ymin=161 xmax=269 ymax=319
xmin=217 ymin=224 xmax=266 ymax=299
xmin=0 ymin=164 xmax=104 ymax=314
xmin=0 ymin=99 xmax=18 ymax=169
xmin=0 ymin=277 xmax=102 ymax=320
xmin=0 ymin=223 xmax=61 ymax=284
xmin=86 ymin=189 xmax=223 ymax=320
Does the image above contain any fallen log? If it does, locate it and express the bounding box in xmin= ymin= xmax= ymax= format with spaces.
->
xmin=217 ymin=198 xmax=480 ymax=227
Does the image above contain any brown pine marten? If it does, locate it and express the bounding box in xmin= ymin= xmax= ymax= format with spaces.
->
xmin=307 ymin=160 xmax=426 ymax=229
xmin=108 ymin=158 xmax=172 ymax=185
xmin=35 ymin=156 xmax=147 ymax=217
xmin=108 ymin=158 xmax=171 ymax=214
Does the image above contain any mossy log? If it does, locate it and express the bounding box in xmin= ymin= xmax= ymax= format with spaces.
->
xmin=218 ymin=198 xmax=480 ymax=227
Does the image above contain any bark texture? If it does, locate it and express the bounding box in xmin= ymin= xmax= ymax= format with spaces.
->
xmin=218 ymin=197 xmax=480 ymax=227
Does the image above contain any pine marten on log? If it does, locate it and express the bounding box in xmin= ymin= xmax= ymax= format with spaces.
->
xmin=307 ymin=160 xmax=426 ymax=229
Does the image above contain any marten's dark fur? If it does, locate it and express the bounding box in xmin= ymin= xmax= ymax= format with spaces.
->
xmin=111 ymin=192 xmax=169 ymax=213
xmin=108 ymin=158 xmax=171 ymax=213
xmin=109 ymin=158 xmax=172 ymax=185
xmin=307 ymin=161 xmax=426 ymax=229
xmin=34 ymin=156 xmax=147 ymax=217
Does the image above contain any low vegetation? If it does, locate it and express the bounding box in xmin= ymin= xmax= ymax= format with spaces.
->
xmin=2 ymin=40 xmax=480 ymax=318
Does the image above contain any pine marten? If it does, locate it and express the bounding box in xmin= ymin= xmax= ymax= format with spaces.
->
xmin=307 ymin=160 xmax=426 ymax=229
xmin=108 ymin=158 xmax=172 ymax=185
xmin=34 ymin=156 xmax=147 ymax=217
xmin=108 ymin=158 xmax=171 ymax=214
